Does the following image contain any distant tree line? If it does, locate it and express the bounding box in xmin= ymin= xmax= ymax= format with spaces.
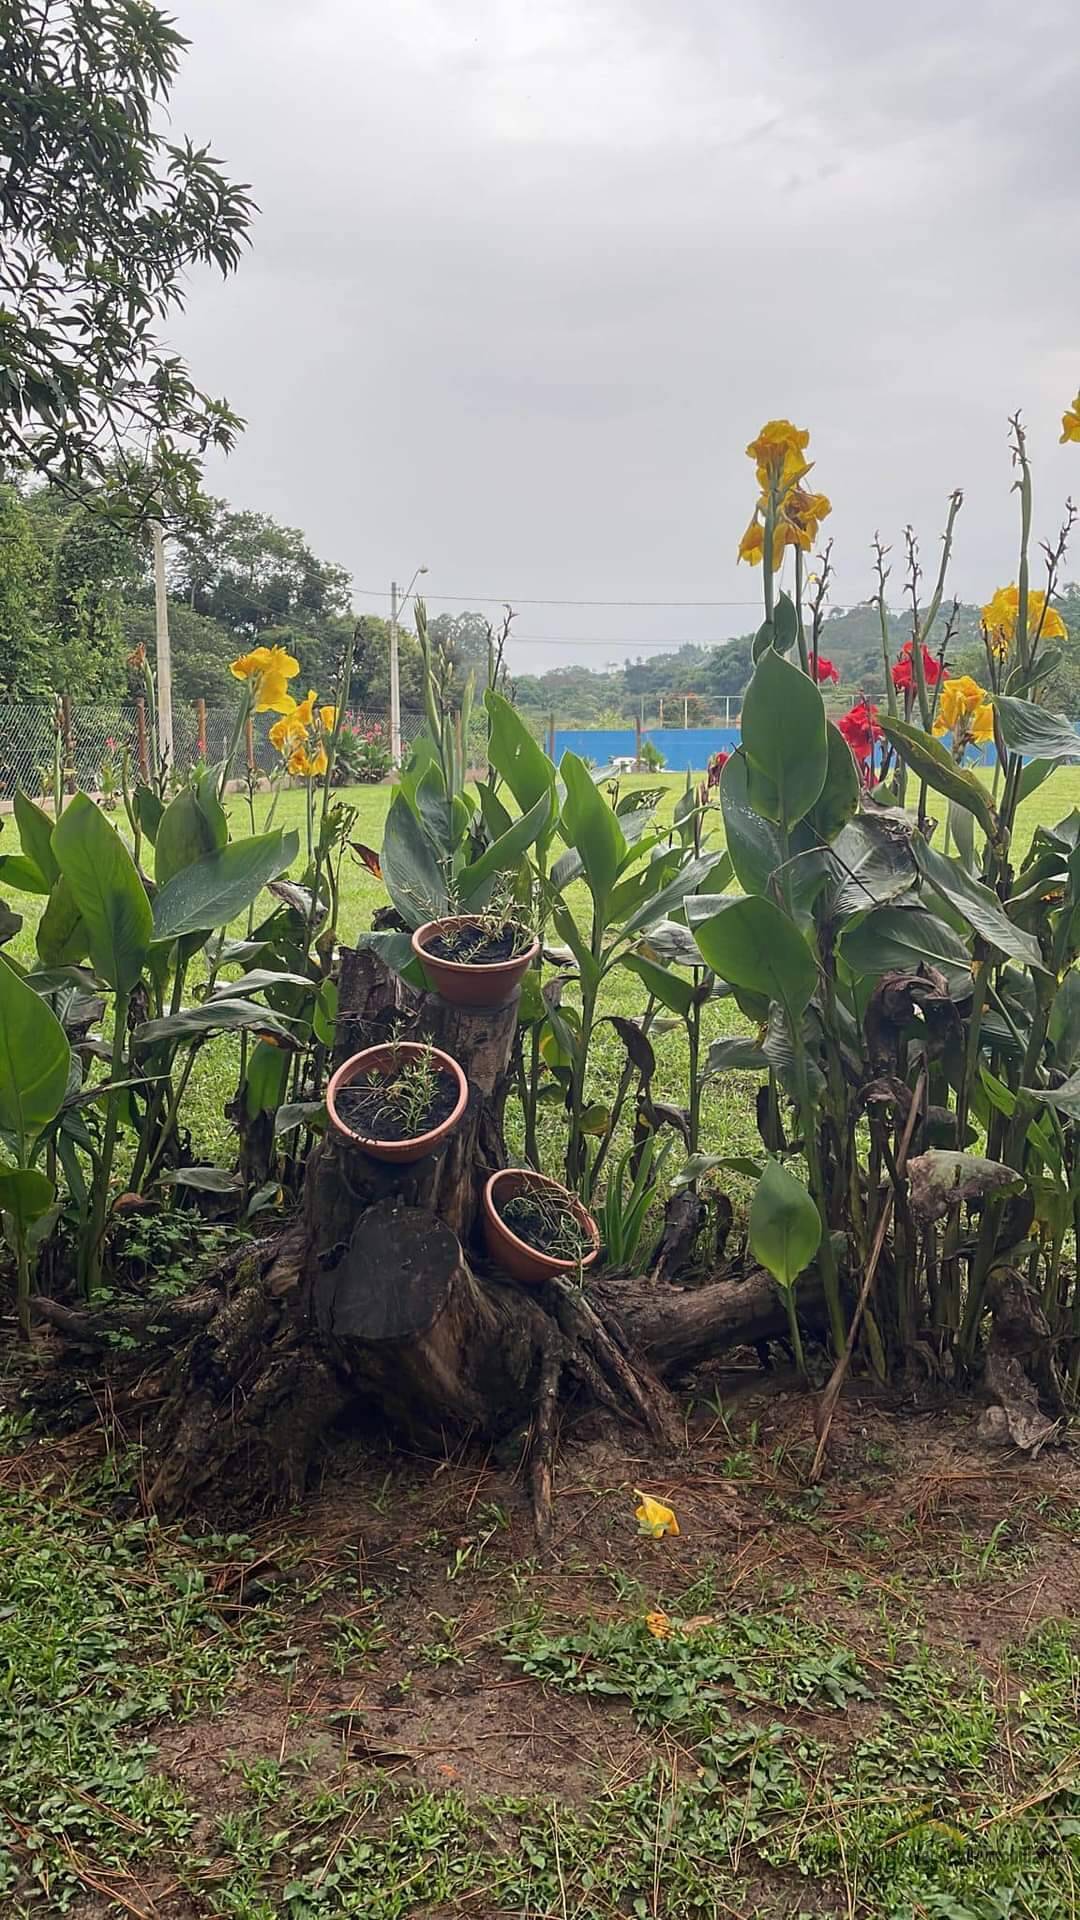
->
xmin=3 ymin=474 xmax=1079 ymax=725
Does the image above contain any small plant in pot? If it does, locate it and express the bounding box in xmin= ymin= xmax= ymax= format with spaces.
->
xmin=412 ymin=912 xmax=539 ymax=1009
xmin=483 ymin=1168 xmax=600 ymax=1284
xmin=326 ymin=1041 xmax=468 ymax=1163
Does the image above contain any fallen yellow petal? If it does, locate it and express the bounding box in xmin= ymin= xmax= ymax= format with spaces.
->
xmin=645 ymin=1610 xmax=671 ymax=1638
xmin=634 ymin=1489 xmax=680 ymax=1538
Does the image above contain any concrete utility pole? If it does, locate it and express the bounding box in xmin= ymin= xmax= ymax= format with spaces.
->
xmin=152 ymin=505 xmax=173 ymax=773
xmin=389 ymin=577 xmax=401 ymax=769
xmin=389 ymin=565 xmax=428 ymax=769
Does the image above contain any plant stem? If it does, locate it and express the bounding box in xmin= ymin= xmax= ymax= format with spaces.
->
xmin=86 ymin=988 xmax=130 ymax=1296
xmin=793 ymin=550 xmax=810 ymax=675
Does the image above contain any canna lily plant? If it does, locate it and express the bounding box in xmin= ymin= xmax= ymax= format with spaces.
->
xmin=0 ymin=634 xmax=372 ymax=1316
xmin=676 ymin=407 xmax=1080 ymax=1401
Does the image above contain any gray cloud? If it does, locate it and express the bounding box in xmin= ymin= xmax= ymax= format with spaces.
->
xmin=168 ymin=0 xmax=1080 ymax=669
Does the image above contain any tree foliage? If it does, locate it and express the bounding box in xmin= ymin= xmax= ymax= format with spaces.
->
xmin=0 ymin=0 xmax=253 ymax=496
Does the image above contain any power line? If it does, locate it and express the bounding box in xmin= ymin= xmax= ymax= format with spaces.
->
xmin=354 ymin=586 xmax=767 ymax=609
xmin=353 ymin=584 xmax=889 ymax=614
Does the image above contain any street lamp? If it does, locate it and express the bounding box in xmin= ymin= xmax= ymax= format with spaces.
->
xmin=389 ymin=564 xmax=427 ymax=769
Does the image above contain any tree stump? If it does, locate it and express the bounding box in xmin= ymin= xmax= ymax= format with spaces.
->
xmin=31 ymin=945 xmax=832 ymax=1531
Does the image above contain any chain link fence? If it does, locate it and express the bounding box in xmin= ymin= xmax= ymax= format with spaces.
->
xmin=0 ymin=701 xmax=447 ymax=799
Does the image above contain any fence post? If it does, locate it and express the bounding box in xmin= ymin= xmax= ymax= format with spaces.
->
xmin=547 ymin=710 xmax=555 ymax=760
xmin=196 ymin=697 xmax=207 ymax=759
xmin=60 ymin=695 xmax=75 ymax=792
xmin=634 ymin=711 xmax=642 ymax=767
xmin=135 ymin=696 xmax=150 ymax=782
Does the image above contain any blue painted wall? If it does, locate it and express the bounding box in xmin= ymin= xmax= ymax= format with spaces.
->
xmin=552 ymin=727 xmax=742 ymax=772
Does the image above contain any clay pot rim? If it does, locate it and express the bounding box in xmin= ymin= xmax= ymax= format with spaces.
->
xmin=411 ymin=915 xmax=540 ymax=973
xmin=326 ymin=1041 xmax=468 ymax=1154
xmin=483 ymin=1168 xmax=600 ymax=1273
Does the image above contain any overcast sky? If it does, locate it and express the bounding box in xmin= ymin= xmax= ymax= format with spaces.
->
xmin=167 ymin=0 xmax=1080 ymax=674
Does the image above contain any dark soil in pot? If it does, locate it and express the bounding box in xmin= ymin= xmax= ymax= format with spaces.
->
xmin=495 ymin=1187 xmax=596 ymax=1261
xmin=335 ymin=1065 xmax=459 ymax=1144
xmin=424 ymin=923 xmax=523 ymax=966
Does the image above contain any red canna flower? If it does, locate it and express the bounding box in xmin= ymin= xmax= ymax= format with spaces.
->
xmin=837 ymin=699 xmax=884 ymax=767
xmin=892 ymin=640 xmax=946 ymax=693
xmin=706 ymin=749 xmax=730 ymax=789
xmin=813 ymin=657 xmax=839 ymax=685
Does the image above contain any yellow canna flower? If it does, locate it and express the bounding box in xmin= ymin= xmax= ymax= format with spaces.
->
xmin=230 ymin=645 xmax=300 ymax=714
xmin=781 ymin=487 xmax=831 ymax=551
xmin=981 ymin=584 xmax=1066 ymax=657
xmin=292 ymin=688 xmax=319 ymax=728
xmin=970 ymin=700 xmax=995 ymax=745
xmin=933 ymin=674 xmax=987 ymax=737
xmin=645 ymin=1610 xmax=671 ymax=1639
xmin=320 ymin=705 xmax=337 ymax=734
xmin=634 ymin=1489 xmax=680 ymax=1538
xmin=1060 ymin=391 xmax=1080 ymax=444
xmin=745 ymin=419 xmax=810 ymax=495
xmin=286 ymin=739 xmax=328 ymax=780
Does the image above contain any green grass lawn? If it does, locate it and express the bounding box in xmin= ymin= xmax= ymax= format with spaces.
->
xmin=4 ymin=764 xmax=1079 ymax=1184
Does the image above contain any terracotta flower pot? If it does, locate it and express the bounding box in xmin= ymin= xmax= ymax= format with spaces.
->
xmin=483 ymin=1169 xmax=600 ymax=1285
xmin=411 ymin=916 xmax=539 ymax=1009
xmin=326 ymin=1042 xmax=468 ymax=1164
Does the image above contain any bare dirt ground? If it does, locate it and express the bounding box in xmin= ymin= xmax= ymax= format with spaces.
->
xmin=6 ymin=1372 xmax=1080 ymax=1919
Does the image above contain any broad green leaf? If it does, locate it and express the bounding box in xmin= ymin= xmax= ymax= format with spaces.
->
xmin=151 ymin=830 xmax=299 ymax=943
xmin=807 ymin=725 xmax=860 ymax=844
xmin=558 ymin=751 xmax=625 ymax=921
xmin=159 ymin=1166 xmax=241 ymax=1194
xmin=692 ymin=897 xmax=817 ymax=1020
xmin=638 ymin=916 xmax=713 ymax=965
xmin=1017 ymin=757 xmax=1056 ymax=805
xmin=52 ymin=794 xmax=152 ymax=993
xmin=415 ymin=762 xmax=455 ymax=861
xmin=880 ymin=717 xmax=998 ymax=841
xmin=840 ymin=905 xmax=972 ymax=996
xmin=773 ymin=591 xmax=799 ymax=654
xmin=485 ymin=691 xmax=557 ymax=827
xmin=947 ymin=800 xmax=976 ymax=874
xmin=0 ymin=852 xmax=51 ymax=895
xmin=244 ymin=1037 xmax=290 ymax=1118
xmin=913 ymin=838 xmax=1047 ymax=972
xmin=211 ymin=969 xmax=318 ymax=998
xmin=621 ymin=952 xmax=694 ymax=1018
xmin=621 ymin=850 xmax=728 ymax=941
xmin=380 ymin=793 xmax=449 ymax=929
xmin=994 ymin=697 xmax=1079 ymax=762
xmin=1023 ymin=1070 xmax=1080 ymax=1122
xmin=749 ymin=1156 xmax=821 ymax=1291
xmin=826 ymin=816 xmax=917 ymax=920
xmin=458 ymin=790 xmax=553 ymax=906
xmin=1048 ymin=970 xmax=1080 ymax=1073
xmin=274 ymin=1101 xmax=326 ymax=1137
xmin=0 ymin=1165 xmax=55 ymax=1231
xmin=36 ymin=876 xmax=88 ymax=968
xmin=0 ymin=900 xmax=21 ymax=947
xmin=719 ymin=750 xmax=785 ymax=896
xmin=133 ymin=784 xmax=165 ymax=846
xmin=353 ymin=928 xmax=426 ymax=986
xmin=705 ymin=1035 xmax=770 ymax=1073
xmin=741 ymin=647 xmax=828 ymax=829
xmin=313 ymin=977 xmax=338 ymax=1046
xmin=14 ymin=791 xmax=59 ymax=887
xmin=133 ymin=998 xmax=299 ymax=1052
xmin=0 ymin=958 xmax=71 ymax=1145
xmin=674 ymin=1152 xmax=764 ymax=1189
xmin=476 ymin=782 xmax=513 ymax=841
xmin=155 ymin=772 xmax=228 ymax=887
